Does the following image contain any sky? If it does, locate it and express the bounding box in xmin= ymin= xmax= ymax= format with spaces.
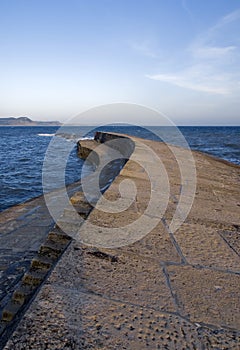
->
xmin=0 ymin=0 xmax=240 ymax=125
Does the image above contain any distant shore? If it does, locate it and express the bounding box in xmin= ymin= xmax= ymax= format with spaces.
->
xmin=0 ymin=117 xmax=62 ymax=126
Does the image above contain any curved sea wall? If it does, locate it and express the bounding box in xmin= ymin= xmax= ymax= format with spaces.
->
xmin=2 ymin=131 xmax=240 ymax=349
xmin=77 ymin=132 xmax=135 ymax=194
xmin=77 ymin=131 xmax=135 ymax=166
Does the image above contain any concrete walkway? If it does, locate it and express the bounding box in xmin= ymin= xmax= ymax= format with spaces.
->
xmin=3 ymin=132 xmax=240 ymax=349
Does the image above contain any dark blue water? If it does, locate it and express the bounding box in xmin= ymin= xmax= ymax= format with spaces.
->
xmin=86 ymin=125 xmax=240 ymax=165
xmin=0 ymin=125 xmax=239 ymax=212
xmin=0 ymin=126 xmax=87 ymax=211
xmin=179 ymin=126 xmax=240 ymax=165
xmin=95 ymin=125 xmax=240 ymax=165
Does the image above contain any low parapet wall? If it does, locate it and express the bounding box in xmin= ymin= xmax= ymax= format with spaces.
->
xmin=77 ymin=131 xmax=135 ymax=167
xmin=77 ymin=131 xmax=135 ymax=194
xmin=94 ymin=131 xmax=135 ymax=158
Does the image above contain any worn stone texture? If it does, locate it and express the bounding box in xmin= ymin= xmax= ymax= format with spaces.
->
xmin=46 ymin=242 xmax=176 ymax=313
xmin=173 ymin=222 xmax=240 ymax=271
xmin=4 ymin=284 xmax=240 ymax=350
xmin=3 ymin=132 xmax=240 ymax=349
xmin=167 ymin=265 xmax=240 ymax=329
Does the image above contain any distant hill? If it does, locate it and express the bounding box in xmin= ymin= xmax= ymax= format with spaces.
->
xmin=0 ymin=117 xmax=62 ymax=126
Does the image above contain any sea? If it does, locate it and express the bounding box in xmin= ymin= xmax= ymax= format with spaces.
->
xmin=0 ymin=125 xmax=239 ymax=212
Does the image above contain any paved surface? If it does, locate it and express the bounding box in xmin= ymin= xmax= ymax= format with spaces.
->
xmin=3 ymin=133 xmax=240 ymax=349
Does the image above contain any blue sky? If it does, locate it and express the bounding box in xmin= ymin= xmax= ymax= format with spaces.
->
xmin=0 ymin=0 xmax=240 ymax=125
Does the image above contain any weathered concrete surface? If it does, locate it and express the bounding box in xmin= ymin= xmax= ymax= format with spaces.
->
xmin=0 ymin=195 xmax=55 ymax=311
xmin=4 ymin=133 xmax=240 ymax=349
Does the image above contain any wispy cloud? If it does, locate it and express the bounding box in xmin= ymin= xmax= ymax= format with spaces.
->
xmin=218 ymin=8 xmax=240 ymax=27
xmin=200 ymin=9 xmax=240 ymax=41
xmin=191 ymin=45 xmax=236 ymax=60
xmin=147 ymin=9 xmax=240 ymax=95
xmin=147 ymin=66 xmax=231 ymax=95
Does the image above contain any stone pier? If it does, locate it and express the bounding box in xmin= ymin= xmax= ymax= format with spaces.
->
xmin=1 ymin=132 xmax=240 ymax=349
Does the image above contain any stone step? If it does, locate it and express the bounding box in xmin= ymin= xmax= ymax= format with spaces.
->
xmin=1 ymin=301 xmax=22 ymax=322
xmin=73 ymin=204 xmax=93 ymax=218
xmin=48 ymin=227 xmax=71 ymax=244
xmin=22 ymin=270 xmax=46 ymax=287
xmin=12 ymin=285 xmax=35 ymax=305
xmin=30 ymin=255 xmax=55 ymax=271
xmin=70 ymin=191 xmax=87 ymax=205
xmin=39 ymin=240 xmax=67 ymax=259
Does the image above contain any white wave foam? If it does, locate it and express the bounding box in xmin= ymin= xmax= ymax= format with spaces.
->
xmin=38 ymin=133 xmax=55 ymax=137
xmin=79 ymin=136 xmax=94 ymax=140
